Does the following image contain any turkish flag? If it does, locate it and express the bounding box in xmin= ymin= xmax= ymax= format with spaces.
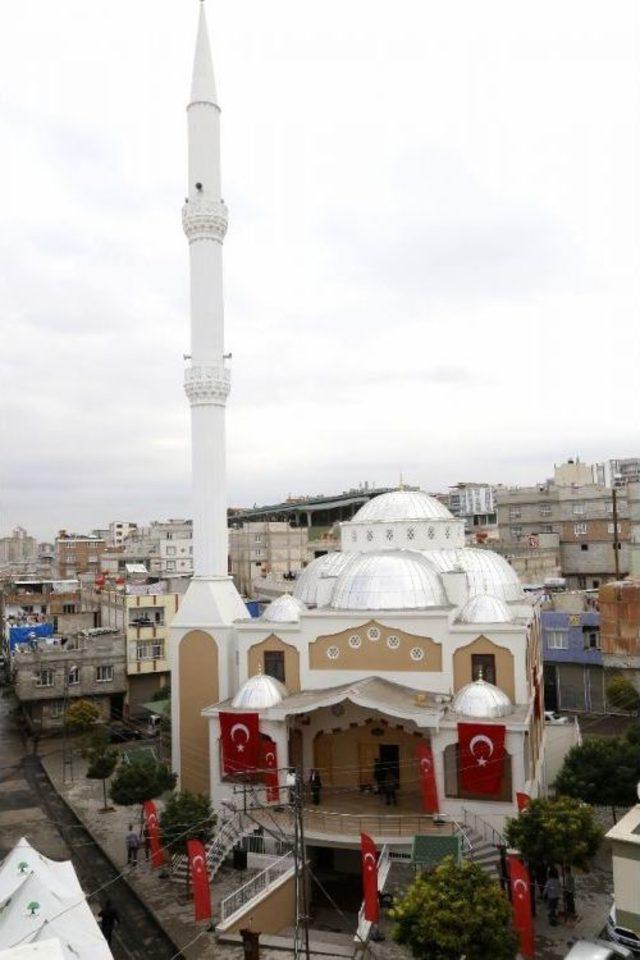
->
xmin=516 ymin=791 xmax=531 ymax=812
xmin=360 ymin=833 xmax=379 ymax=923
xmin=143 ymin=800 xmax=164 ymax=868
xmin=187 ymin=839 xmax=212 ymax=922
xmin=415 ymin=743 xmax=439 ymax=814
xmin=508 ymin=854 xmax=534 ymax=959
xmin=259 ymin=738 xmax=279 ymax=802
xmin=458 ymin=722 xmax=506 ymax=795
xmin=220 ymin=712 xmax=260 ymax=774
xmin=534 ymin=676 xmax=542 ymax=719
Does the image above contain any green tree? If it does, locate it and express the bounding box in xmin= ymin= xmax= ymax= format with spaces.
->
xmin=64 ymin=699 xmax=100 ymax=734
xmin=86 ymin=739 xmax=119 ymax=812
xmin=606 ymin=674 xmax=640 ymax=714
xmin=110 ymin=757 xmax=176 ymax=808
xmin=160 ymin=791 xmax=215 ymax=891
xmin=390 ymin=857 xmax=517 ymax=960
xmin=554 ymin=736 xmax=640 ymax=821
xmin=505 ymin=796 xmax=602 ymax=871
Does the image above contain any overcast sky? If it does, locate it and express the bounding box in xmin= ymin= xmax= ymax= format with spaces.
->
xmin=1 ymin=1 xmax=639 ymax=539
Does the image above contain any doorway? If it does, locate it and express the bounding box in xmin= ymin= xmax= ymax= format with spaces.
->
xmin=379 ymin=744 xmax=400 ymax=788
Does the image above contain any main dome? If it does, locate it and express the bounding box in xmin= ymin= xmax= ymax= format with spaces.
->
xmin=451 ymin=678 xmax=512 ymax=718
xmin=351 ymin=490 xmax=453 ymax=523
xmin=330 ymin=551 xmax=447 ymax=610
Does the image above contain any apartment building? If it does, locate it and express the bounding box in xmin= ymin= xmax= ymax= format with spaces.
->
xmin=56 ymin=533 xmax=106 ymax=579
xmin=228 ymin=521 xmax=309 ymax=596
xmin=594 ymin=458 xmax=640 ymax=488
xmin=11 ymin=627 xmax=126 ymax=732
xmin=448 ymin=483 xmax=497 ymax=539
xmin=3 ymin=579 xmax=97 ymax=646
xmin=541 ymin=592 xmax=603 ymax=714
xmin=0 ymin=527 xmax=37 ymax=569
xmin=108 ymin=520 xmax=138 ymax=547
xmin=496 ymin=462 xmax=631 ymax=589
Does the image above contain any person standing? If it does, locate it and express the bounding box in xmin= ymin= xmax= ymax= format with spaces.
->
xmin=141 ymin=821 xmax=151 ymax=862
xmin=125 ymin=824 xmax=140 ymax=866
xmin=98 ymin=899 xmax=120 ymax=945
xmin=543 ymin=867 xmax=561 ymax=926
xmin=309 ymin=769 xmax=322 ymax=806
xmin=563 ymin=866 xmax=577 ymax=920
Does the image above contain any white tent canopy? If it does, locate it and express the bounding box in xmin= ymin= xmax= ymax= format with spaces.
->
xmin=0 ymin=939 xmax=66 ymax=959
xmin=0 ymin=840 xmax=80 ymax=904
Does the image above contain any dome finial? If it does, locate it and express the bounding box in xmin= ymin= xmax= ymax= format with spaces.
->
xmin=477 ymin=665 xmax=484 ymax=681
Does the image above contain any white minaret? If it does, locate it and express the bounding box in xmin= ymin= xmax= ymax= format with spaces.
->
xmin=170 ymin=1 xmax=246 ymax=793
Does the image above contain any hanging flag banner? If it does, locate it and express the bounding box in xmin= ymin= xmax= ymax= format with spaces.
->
xmin=415 ymin=742 xmax=439 ymax=814
xmin=143 ymin=800 xmax=164 ymax=868
xmin=187 ymin=839 xmax=212 ymax=922
xmin=516 ymin=792 xmax=531 ymax=812
xmin=259 ymin=738 xmax=279 ymax=802
xmin=507 ymin=854 xmax=535 ymax=959
xmin=360 ymin=833 xmax=379 ymax=923
xmin=458 ymin=722 xmax=506 ymax=795
xmin=219 ymin=712 xmax=260 ymax=774
xmin=534 ymin=676 xmax=542 ymax=719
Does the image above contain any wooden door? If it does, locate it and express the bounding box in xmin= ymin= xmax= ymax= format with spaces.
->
xmin=358 ymin=743 xmax=379 ymax=789
xmin=314 ymin=734 xmax=333 ymax=786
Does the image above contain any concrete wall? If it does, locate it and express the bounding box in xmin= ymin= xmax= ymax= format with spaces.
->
xmin=217 ymin=869 xmax=296 ymax=937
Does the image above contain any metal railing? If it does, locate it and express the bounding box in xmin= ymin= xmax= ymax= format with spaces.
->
xmin=219 ymin=851 xmax=294 ymax=923
xmin=298 ymin=808 xmax=455 ymax=839
xmin=241 ymin=832 xmax=291 ymax=857
xmin=461 ymin=807 xmax=505 ymax=848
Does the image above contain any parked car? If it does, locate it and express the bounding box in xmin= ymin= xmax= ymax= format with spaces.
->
xmin=108 ymin=722 xmax=144 ymax=744
xmin=565 ymin=940 xmax=632 ymax=959
xmin=545 ymin=710 xmax=570 ymax=725
xmin=607 ymin=907 xmax=640 ymax=955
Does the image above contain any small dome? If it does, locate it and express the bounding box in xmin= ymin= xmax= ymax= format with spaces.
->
xmin=261 ymin=594 xmax=306 ymax=623
xmin=457 ymin=594 xmax=514 ymax=624
xmin=351 ymin=490 xmax=453 ymax=523
xmin=231 ymin=674 xmax=288 ymax=710
xmin=452 ymin=678 xmax=512 ymax=718
xmin=330 ymin=551 xmax=447 ymax=610
xmin=293 ymin=552 xmax=355 ymax=606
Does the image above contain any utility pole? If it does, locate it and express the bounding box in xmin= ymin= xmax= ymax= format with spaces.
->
xmin=290 ymin=768 xmax=311 ymax=960
xmin=612 ymin=486 xmax=621 ymax=580
xmin=61 ymin=665 xmax=74 ymax=783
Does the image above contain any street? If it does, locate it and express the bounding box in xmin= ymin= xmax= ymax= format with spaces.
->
xmin=0 ymin=689 xmax=177 ymax=960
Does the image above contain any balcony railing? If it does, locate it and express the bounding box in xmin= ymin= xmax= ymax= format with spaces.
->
xmin=218 ymin=851 xmax=294 ymax=924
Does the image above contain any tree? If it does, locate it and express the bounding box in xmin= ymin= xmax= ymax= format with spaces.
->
xmin=606 ymin=674 xmax=640 ymax=714
xmin=505 ymin=796 xmax=602 ymax=871
xmin=86 ymin=743 xmax=119 ymax=811
xmin=64 ymin=700 xmax=100 ymax=734
xmin=160 ymin=791 xmax=216 ymax=891
xmin=390 ymin=857 xmax=518 ymax=960
xmin=554 ymin=736 xmax=640 ymax=821
xmin=110 ymin=757 xmax=176 ymax=809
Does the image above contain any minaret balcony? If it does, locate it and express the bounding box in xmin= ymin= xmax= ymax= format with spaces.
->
xmin=184 ymin=362 xmax=231 ymax=407
xmin=182 ymin=196 xmax=228 ymax=244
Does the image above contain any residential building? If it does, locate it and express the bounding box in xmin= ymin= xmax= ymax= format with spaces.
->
xmin=607 ymin=806 xmax=640 ymax=941
xmin=94 ymin=582 xmax=178 ymax=715
xmin=552 ymin=457 xmax=594 ymax=487
xmin=496 ymin=461 xmax=634 ymax=589
xmin=488 ymin=533 xmax=562 ymax=587
xmin=56 ymin=533 xmax=106 ymax=579
xmin=108 ymin=520 xmax=138 ymax=547
xmin=541 ymin=592 xmax=603 ymax=713
xmin=594 ymin=458 xmax=640 ymax=488
xmin=0 ymin=527 xmax=37 ymax=569
xmin=229 ymin=522 xmax=310 ymax=596
xmin=448 ymin=483 xmax=497 ymax=539
xmin=158 ymin=537 xmax=193 ymax=576
xmin=11 ymin=627 xmax=126 ymax=731
xmin=2 ymin=579 xmax=98 ymax=651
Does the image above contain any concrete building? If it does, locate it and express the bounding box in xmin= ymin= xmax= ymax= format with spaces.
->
xmin=108 ymin=520 xmax=138 ymax=547
xmin=56 ymin=533 xmax=106 ymax=580
xmin=158 ymin=537 xmax=193 ymax=576
xmin=0 ymin=527 xmax=37 ymax=569
xmin=229 ymin=522 xmax=309 ymax=596
xmin=3 ymin=579 xmax=98 ymax=647
xmin=594 ymin=458 xmax=640 ymax=488
xmin=489 ymin=534 xmax=562 ymax=587
xmin=496 ymin=464 xmax=632 ymax=589
xmin=448 ymin=483 xmax=497 ymax=539
xmin=11 ymin=627 xmax=126 ymax=732
xmin=540 ymin=592 xmax=603 ymax=713
xmin=232 ymin=485 xmax=397 ymax=534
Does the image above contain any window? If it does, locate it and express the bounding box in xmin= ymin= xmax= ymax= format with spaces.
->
xmin=62 ymin=604 xmax=76 ymax=614
xmin=96 ymin=665 xmax=113 ymax=683
xmin=68 ymin=666 xmax=79 ymax=685
xmin=166 ymin=546 xmax=176 ymax=556
xmin=137 ymin=642 xmax=164 ymax=660
xmin=255 ymin=535 xmax=263 ymax=544
xmin=546 ymin=630 xmax=569 ymax=650
xmin=574 ymin=522 xmax=587 ymax=536
xmin=49 ymin=700 xmax=64 ymax=719
xmin=511 ymin=526 xmax=523 ymax=539
xmin=572 ymin=504 xmax=586 ymax=515
xmin=509 ymin=508 xmax=521 ymax=520
xmin=471 ymin=654 xmax=496 ymax=685
xmin=581 ymin=543 xmax=589 ymax=551
xmin=264 ymin=650 xmax=285 ymax=683
xmin=583 ymin=627 xmax=600 ymax=650
xmin=34 ymin=669 xmax=54 ymax=688
xmin=166 ymin=561 xmax=176 ymax=572
xmin=539 ymin=504 xmax=552 ymax=517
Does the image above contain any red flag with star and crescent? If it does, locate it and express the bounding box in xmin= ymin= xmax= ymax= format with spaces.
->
xmin=143 ymin=800 xmax=164 ymax=868
xmin=458 ymin=722 xmax=506 ymax=795
xmin=259 ymin=737 xmax=279 ymax=802
xmin=220 ymin=712 xmax=260 ymax=774
xmin=187 ymin=839 xmax=212 ymax=922
xmin=360 ymin=833 xmax=379 ymax=923
xmin=415 ymin=742 xmax=439 ymax=814
xmin=508 ymin=854 xmax=534 ymax=958
xmin=516 ymin=791 xmax=531 ymax=812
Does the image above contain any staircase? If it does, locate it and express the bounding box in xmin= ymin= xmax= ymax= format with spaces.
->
xmin=463 ymin=828 xmax=501 ymax=880
xmin=170 ymin=811 xmax=259 ymax=883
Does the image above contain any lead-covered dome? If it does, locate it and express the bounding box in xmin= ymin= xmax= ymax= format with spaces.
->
xmin=452 ymin=678 xmax=512 ymax=718
xmin=261 ymin=594 xmax=306 ymax=623
xmin=456 ymin=594 xmax=514 ymax=624
xmin=352 ymin=490 xmax=453 ymax=523
xmin=422 ymin=548 xmax=524 ymax=602
xmin=231 ymin=674 xmax=288 ymax=710
xmin=293 ymin=552 xmax=355 ymax=606
xmin=330 ymin=551 xmax=447 ymax=610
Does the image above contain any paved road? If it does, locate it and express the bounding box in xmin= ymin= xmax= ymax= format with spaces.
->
xmin=0 ymin=689 xmax=178 ymax=960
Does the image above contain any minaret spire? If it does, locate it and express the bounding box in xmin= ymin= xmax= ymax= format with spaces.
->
xmin=190 ymin=1 xmax=217 ymax=106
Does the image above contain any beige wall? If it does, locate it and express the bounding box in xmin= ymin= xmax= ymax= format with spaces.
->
xmin=313 ymin=719 xmax=426 ymax=789
xmin=179 ymin=630 xmax=218 ymax=794
xmin=309 ymin=620 xmax=442 ymax=673
xmin=222 ymin=870 xmax=296 ymax=936
xmin=452 ymin=635 xmax=515 ymax=702
xmin=248 ymin=634 xmax=300 ymax=692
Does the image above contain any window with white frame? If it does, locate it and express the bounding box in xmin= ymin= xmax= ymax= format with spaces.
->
xmin=547 ymin=630 xmax=569 ymax=650
xmin=166 ymin=560 xmax=176 ymax=572
xmin=572 ymin=503 xmax=586 ymax=515
xmin=574 ymin=522 xmax=587 ymax=536
xmin=49 ymin=700 xmax=64 ymax=718
xmin=166 ymin=546 xmax=176 ymax=556
xmin=68 ymin=666 xmax=80 ymax=685
xmin=96 ymin=665 xmax=113 ymax=683
xmin=34 ymin=669 xmax=54 ymax=688
xmin=509 ymin=508 xmax=521 ymax=519
xmin=511 ymin=526 xmax=523 ymax=538
xmin=539 ymin=503 xmax=552 ymax=516
xmin=137 ymin=642 xmax=164 ymax=660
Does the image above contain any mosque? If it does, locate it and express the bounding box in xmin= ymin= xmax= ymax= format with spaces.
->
xmin=169 ymin=3 xmax=545 ymax=835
